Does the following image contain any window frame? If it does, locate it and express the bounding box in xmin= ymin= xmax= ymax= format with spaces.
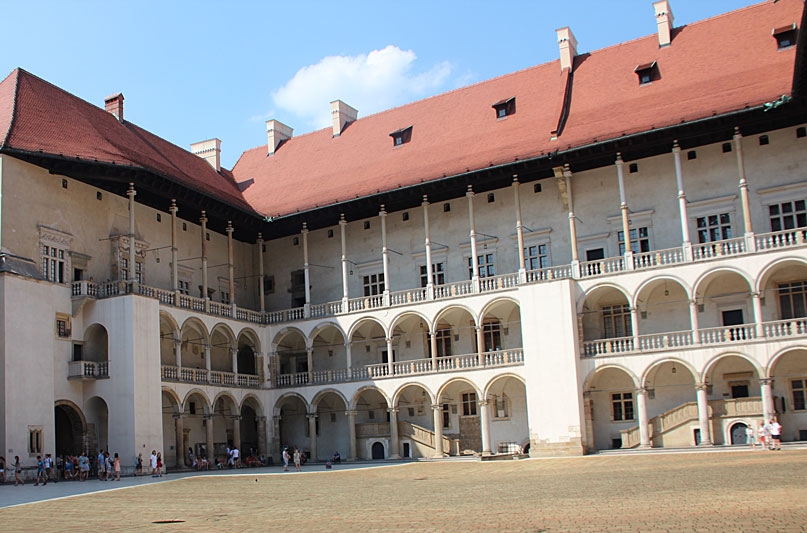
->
xmin=461 ymin=392 xmax=478 ymax=417
xmin=611 ymin=392 xmax=635 ymax=422
xmin=791 ymin=378 xmax=806 ymax=411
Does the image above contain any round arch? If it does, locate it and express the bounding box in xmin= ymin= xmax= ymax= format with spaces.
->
xmin=701 ymin=351 xmax=763 ymax=381
xmin=576 ymin=282 xmax=632 ymax=314
xmin=755 ymin=255 xmax=807 ymax=294
xmin=582 ymin=364 xmax=641 ymax=392
xmin=392 ymin=382 xmax=435 ymax=407
xmin=351 ymin=385 xmax=392 ymax=410
xmin=312 ymin=388 xmax=349 ymax=410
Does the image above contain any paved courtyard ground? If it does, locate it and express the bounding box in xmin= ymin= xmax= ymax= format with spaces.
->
xmin=1 ymin=449 xmax=806 ymax=532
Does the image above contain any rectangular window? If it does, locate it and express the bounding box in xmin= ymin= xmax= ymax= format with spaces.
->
xmin=696 ymin=213 xmax=732 ymax=243
xmin=29 ymin=426 xmax=43 ymax=454
xmin=468 ymin=254 xmax=495 ymax=279
xmin=461 ymin=392 xmax=478 ymax=416
xmin=779 ymin=281 xmax=807 ymax=320
xmin=120 ymin=258 xmax=144 ymax=283
xmin=492 ymin=394 xmax=510 ymax=419
xmin=524 ymin=244 xmax=549 ymax=270
xmin=41 ymin=244 xmax=66 ymax=283
xmin=362 ymin=273 xmax=384 ymax=296
xmin=434 ymin=327 xmax=452 ymax=358
xmin=792 ymin=379 xmax=806 ymax=411
xmin=612 ymin=392 xmax=634 ymax=421
xmin=178 ymin=280 xmax=190 ymax=295
xmin=769 ymin=200 xmax=807 ymax=232
xmin=55 ymin=314 xmax=71 ymax=339
xmin=483 ymin=320 xmax=502 ymax=352
xmin=420 ymin=263 xmax=445 ymax=287
xmin=442 ymin=404 xmax=450 ymax=429
xmin=617 ymin=227 xmax=650 ymax=255
xmin=603 ymin=304 xmax=632 ymax=338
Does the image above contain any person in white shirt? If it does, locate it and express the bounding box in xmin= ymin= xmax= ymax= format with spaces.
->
xmin=745 ymin=426 xmax=755 ymax=448
xmin=769 ymin=419 xmax=782 ymax=450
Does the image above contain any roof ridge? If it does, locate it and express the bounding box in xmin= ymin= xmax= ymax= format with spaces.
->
xmin=0 ymin=68 xmax=21 ymax=150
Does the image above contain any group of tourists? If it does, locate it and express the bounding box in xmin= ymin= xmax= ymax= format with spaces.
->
xmin=1 ymin=449 xmax=127 ymax=486
xmin=745 ymin=419 xmax=783 ymax=450
xmin=281 ymin=447 xmax=307 ymax=472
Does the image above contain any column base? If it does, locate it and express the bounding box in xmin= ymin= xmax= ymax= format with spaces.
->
xmin=389 ymin=454 xmax=401 ymax=460
xmin=639 ymin=443 xmax=652 ymax=449
xmin=697 ymin=441 xmax=713 ymax=447
xmin=528 ymin=437 xmax=584 ymax=457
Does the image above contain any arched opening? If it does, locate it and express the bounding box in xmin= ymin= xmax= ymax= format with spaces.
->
xmin=161 ymin=389 xmax=182 ymax=468
xmin=313 ymin=391 xmax=348 ymax=462
xmin=438 ymin=379 xmax=481 ymax=455
xmin=241 ymin=404 xmax=258 ymax=456
xmin=353 ymin=388 xmax=390 ymax=460
xmin=210 ymin=325 xmax=236 ymax=373
xmin=83 ymin=324 xmax=109 ymax=363
xmin=584 ymin=367 xmax=638 ymax=450
xmin=55 ymin=402 xmax=86 ymax=457
xmin=311 ymin=325 xmax=347 ymax=381
xmin=729 ymin=422 xmax=748 ymax=445
xmin=276 ymin=395 xmax=309 ymax=456
xmin=395 ymin=384 xmax=433 ymax=459
xmin=769 ymin=348 xmax=807 ymax=442
xmin=580 ymin=286 xmax=633 ymax=355
xmin=485 ymin=375 xmax=528 ymax=455
xmin=274 ymin=330 xmax=308 ymax=386
xmin=644 ymin=360 xmax=697 ymax=447
xmin=371 ymin=441 xmax=385 ymax=460
xmin=704 ymin=354 xmax=762 ymax=445
xmin=85 ymin=396 xmax=109 ymax=458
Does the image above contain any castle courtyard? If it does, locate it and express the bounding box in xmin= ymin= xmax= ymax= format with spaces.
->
xmin=2 ymin=449 xmax=806 ymax=531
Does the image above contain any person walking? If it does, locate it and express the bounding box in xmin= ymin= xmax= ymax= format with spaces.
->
xmin=294 ymin=448 xmax=302 ymax=472
xmin=758 ymin=422 xmax=768 ymax=450
xmin=156 ymin=451 xmax=163 ymax=476
xmin=282 ymin=448 xmax=290 ymax=472
xmin=770 ymin=419 xmax=782 ymax=450
xmin=113 ymin=453 xmax=121 ymax=481
xmin=34 ymin=455 xmax=46 ymax=486
xmin=14 ymin=456 xmax=24 ymax=486
xmin=135 ymin=453 xmax=143 ymax=476
xmin=150 ymin=450 xmax=158 ymax=477
xmin=745 ymin=425 xmax=755 ymax=448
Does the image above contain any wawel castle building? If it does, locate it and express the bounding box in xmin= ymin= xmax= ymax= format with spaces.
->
xmin=2 ymin=0 xmax=807 ymax=468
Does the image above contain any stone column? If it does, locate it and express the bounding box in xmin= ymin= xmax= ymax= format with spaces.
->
xmin=200 ymin=211 xmax=209 ymax=312
xmin=672 ymin=141 xmax=692 ymax=259
xmin=345 ymin=342 xmax=353 ymax=379
xmin=174 ymin=337 xmax=182 ymax=369
xmin=257 ymin=233 xmax=265 ymax=313
xmin=204 ymin=344 xmax=211 ymax=381
xmin=231 ymin=347 xmax=238 ymax=375
xmin=760 ymin=378 xmax=775 ymax=422
xmin=232 ymin=416 xmax=242 ymax=454
xmin=257 ymin=416 xmax=267 ymax=457
xmin=734 ymin=128 xmax=753 ymax=236
xmin=467 ymin=186 xmax=480 ymax=292
xmin=307 ymin=347 xmax=314 ymax=383
xmin=615 ymin=153 xmax=634 ymax=269
xmin=630 ymin=307 xmax=640 ymax=350
xmin=423 ymin=196 xmax=435 ymax=299
xmin=752 ymin=291 xmax=764 ymax=338
xmin=174 ymin=414 xmax=184 ymax=468
xmin=347 ymin=410 xmax=357 ymax=461
xmin=308 ymin=414 xmax=318 ymax=462
xmin=380 ymin=205 xmax=390 ymax=306
xmin=388 ymin=408 xmax=401 ymax=459
xmin=169 ymin=199 xmax=178 ymax=292
xmin=340 ymin=215 xmax=349 ymax=310
xmin=513 ymin=177 xmax=527 ymax=283
xmin=272 ymin=416 xmax=282 ymax=461
xmin=479 ymin=400 xmax=492 ymax=456
xmin=582 ymin=392 xmax=595 ymax=453
xmin=205 ymin=415 xmax=214 ymax=463
xmin=636 ymin=388 xmax=651 ymax=448
xmin=689 ymin=299 xmax=701 ymax=345
xmin=386 ymin=337 xmax=394 ymax=376
xmin=432 ymin=404 xmax=444 ymax=458
xmin=302 ymin=222 xmax=311 ymax=316
xmin=126 ymin=183 xmax=137 ymax=286
xmin=695 ymin=384 xmax=712 ymax=445
xmin=555 ymin=165 xmax=579 ymax=272
xmin=182 ymin=428 xmax=191 ymax=467
xmin=476 ymin=325 xmax=485 ymax=366
xmin=226 ymin=221 xmax=235 ymax=310
xmin=430 ymin=331 xmax=438 ymax=371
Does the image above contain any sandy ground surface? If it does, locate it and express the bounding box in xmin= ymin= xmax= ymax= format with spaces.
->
xmin=1 ymin=449 xmax=806 ymax=532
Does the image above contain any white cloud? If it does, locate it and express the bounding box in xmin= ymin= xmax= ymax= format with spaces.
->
xmin=271 ymin=45 xmax=451 ymax=131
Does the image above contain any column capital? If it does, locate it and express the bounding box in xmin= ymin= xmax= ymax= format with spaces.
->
xmin=169 ymin=198 xmax=178 ymax=213
xmin=733 ymin=126 xmax=742 ymax=140
xmin=127 ymin=182 xmax=136 ymax=196
xmin=256 ymin=416 xmax=266 ymax=422
xmin=301 ymin=221 xmax=309 ymax=234
xmin=199 ymin=210 xmax=207 ymax=224
xmin=387 ymin=407 xmax=399 ymax=414
xmin=306 ymin=413 xmax=319 ymax=420
xmin=230 ymin=415 xmax=242 ymax=421
xmin=345 ymin=410 xmax=358 ymax=417
xmin=257 ymin=232 xmax=263 ymax=242
xmin=203 ymin=414 xmax=214 ymax=421
xmin=379 ymin=205 xmax=387 ymax=217
xmin=615 ymin=152 xmax=624 ymax=165
xmin=759 ymin=377 xmax=773 ymax=385
xmin=432 ymin=404 xmax=442 ymax=411
xmin=695 ymin=382 xmax=709 ymax=392
xmin=478 ymin=399 xmax=490 ymax=407
xmin=422 ymin=194 xmax=429 ymax=206
xmin=226 ymin=220 xmax=234 ymax=234
xmin=635 ymin=387 xmax=648 ymax=395
xmin=339 ymin=213 xmax=347 ymax=226
xmin=466 ymin=184 xmax=474 ymax=197
xmin=173 ymin=413 xmax=184 ymax=420
xmin=672 ymin=139 xmax=681 ymax=152
xmin=512 ymin=175 xmax=520 ymax=185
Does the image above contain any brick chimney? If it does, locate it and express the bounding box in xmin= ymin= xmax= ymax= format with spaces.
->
xmin=330 ymin=100 xmax=358 ymax=137
xmin=190 ymin=138 xmax=222 ymax=172
xmin=266 ymin=119 xmax=293 ymax=155
xmin=104 ymin=93 xmax=124 ymax=121
xmin=654 ymin=0 xmax=675 ymax=47
xmin=556 ymin=27 xmax=578 ymax=71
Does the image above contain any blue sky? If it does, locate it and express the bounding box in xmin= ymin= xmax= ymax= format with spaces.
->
xmin=0 ymin=1 xmax=759 ymax=168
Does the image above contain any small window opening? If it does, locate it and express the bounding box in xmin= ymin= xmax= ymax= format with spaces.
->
xmin=182 ymin=222 xmax=187 ymax=231
xmin=327 ymin=229 xmax=334 ymax=238
xmin=629 ymin=163 xmax=639 ymax=174
xmin=443 ymin=203 xmax=451 ymax=213
xmin=261 ymin=244 xmax=266 ymax=252
xmin=773 ymin=24 xmax=798 ymax=50
xmin=492 ymin=97 xmax=516 ymax=119
xmin=487 ymin=193 xmax=495 ymax=203
xmin=156 ymin=213 xmax=162 ymax=222
xmin=363 ymin=221 xmax=370 ymax=230
xmin=206 ymin=232 xmax=210 ymax=241
xmin=402 ymin=212 xmax=409 ymax=221
xmin=96 ymin=191 xmax=103 ymax=200
xmin=389 ymin=125 xmax=413 ymax=147
xmin=797 ymin=126 xmax=806 ymax=138
xmin=293 ymin=236 xmax=299 ymax=246
xmin=722 ymin=142 xmax=732 ymax=153
xmin=687 ymin=150 xmax=697 ymax=160
xmin=62 ymin=179 xmax=68 ymax=189
xmin=759 ymin=135 xmax=770 ymax=146
xmin=534 ymin=183 xmax=542 ymax=193
xmin=634 ymin=61 xmax=658 ymax=85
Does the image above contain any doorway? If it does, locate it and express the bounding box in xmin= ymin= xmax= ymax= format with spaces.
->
xmin=722 ymin=309 xmax=746 ymax=340
xmin=371 ymin=442 xmax=385 ymax=460
xmin=730 ymin=422 xmax=748 ymax=445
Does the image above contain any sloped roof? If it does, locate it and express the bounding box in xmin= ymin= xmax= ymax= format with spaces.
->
xmin=0 ymin=69 xmax=254 ymax=213
xmin=233 ymin=0 xmax=803 ymax=219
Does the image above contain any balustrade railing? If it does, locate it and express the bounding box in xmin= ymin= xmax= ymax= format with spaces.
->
xmin=390 ymin=288 xmax=428 ymax=306
xmin=579 ymin=257 xmax=625 ymax=278
xmin=392 ymin=358 xmax=433 ymax=376
xmin=637 ymin=331 xmax=694 ymax=351
xmin=698 ymin=324 xmax=757 ymax=345
xmin=582 ymin=336 xmax=635 ymax=357
xmin=274 ymin=372 xmax=309 ymax=387
xmin=68 ymin=360 xmax=109 ymax=379
xmin=755 ymin=229 xmax=805 ymax=251
xmin=312 ymin=368 xmax=349 ymax=384
xmin=633 ymin=247 xmax=686 ymax=269
xmin=479 ymin=272 xmax=520 ymax=292
xmin=434 ymin=280 xmax=474 ymax=300
xmin=310 ymin=301 xmax=342 ymax=317
xmin=763 ymin=318 xmax=807 ymax=338
xmin=525 ymin=265 xmax=573 ymax=283
xmin=692 ymin=237 xmax=746 ymax=260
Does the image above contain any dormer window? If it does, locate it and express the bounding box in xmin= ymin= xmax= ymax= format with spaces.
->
xmin=773 ymin=24 xmax=798 ymax=50
xmin=634 ymin=61 xmax=659 ymax=85
xmin=390 ymin=126 xmax=413 ymax=147
xmin=492 ymin=97 xmax=516 ymax=119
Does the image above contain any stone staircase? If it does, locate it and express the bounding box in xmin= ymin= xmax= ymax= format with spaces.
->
xmin=399 ymin=420 xmax=460 ymax=456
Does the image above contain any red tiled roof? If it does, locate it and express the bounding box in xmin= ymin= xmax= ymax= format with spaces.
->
xmin=233 ymin=0 xmax=802 ymax=219
xmin=0 ymin=69 xmax=253 ymax=213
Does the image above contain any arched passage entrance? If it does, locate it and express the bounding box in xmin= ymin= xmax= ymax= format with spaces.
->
xmin=55 ymin=401 xmax=86 ymax=457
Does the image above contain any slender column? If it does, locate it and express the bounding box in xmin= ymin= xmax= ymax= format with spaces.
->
xmin=127 ymin=183 xmax=137 ymax=286
xmin=231 ymin=346 xmax=238 ymax=374
xmin=689 ymin=299 xmax=701 ymax=345
xmin=205 ymin=415 xmax=214 ymax=463
xmin=636 ymin=388 xmax=651 ymax=448
xmin=734 ymin=128 xmax=753 ymax=235
xmin=423 ymin=196 xmax=435 ymax=299
xmin=226 ymin=221 xmax=235 ymax=309
xmin=169 ymin=199 xmax=179 ymax=292
xmin=340 ymin=215 xmax=349 ymax=308
xmin=559 ymin=165 xmax=579 ymax=265
xmin=232 ymin=416 xmax=242 ymax=454
xmin=513 ymin=177 xmax=526 ymax=282
xmin=256 ymin=416 xmax=267 ymax=457
xmin=695 ymin=384 xmax=712 ymax=445
xmin=174 ymin=337 xmax=182 ymax=368
xmin=467 ymin=186 xmax=480 ymax=292
xmin=615 ymin=154 xmax=634 ymax=270
xmin=630 ymin=307 xmax=640 ymax=350
xmin=475 ymin=324 xmax=485 ymax=366
xmin=672 ymin=141 xmax=692 ymax=259
xmin=432 ymin=404 xmax=444 ymax=458
xmin=760 ymin=378 xmax=775 ymax=422
xmin=347 ymin=410 xmax=357 ymax=461
xmin=752 ymin=292 xmax=764 ymax=338
xmin=204 ymin=343 xmax=211 ymax=373
xmin=386 ymin=337 xmax=394 ymax=377
xmin=388 ymin=408 xmax=401 ymax=459
xmin=174 ymin=414 xmax=184 ymax=468
xmin=345 ymin=342 xmax=353 ymax=379
xmin=430 ymin=331 xmax=438 ymax=371
xmin=308 ymin=414 xmax=318 ymax=462
xmin=257 ymin=233 xmax=266 ymax=312
xmin=380 ymin=205 xmax=390 ymax=306
xmin=301 ymin=223 xmax=311 ymax=317
xmin=306 ymin=347 xmax=314 ymax=383
xmin=200 ymin=211 xmax=209 ymax=310
xmin=582 ymin=392 xmax=595 ymax=452
xmin=272 ymin=416 xmax=282 ymax=461
xmin=479 ymin=400 xmax=492 ymax=456
xmin=182 ymin=429 xmax=191 ymax=467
